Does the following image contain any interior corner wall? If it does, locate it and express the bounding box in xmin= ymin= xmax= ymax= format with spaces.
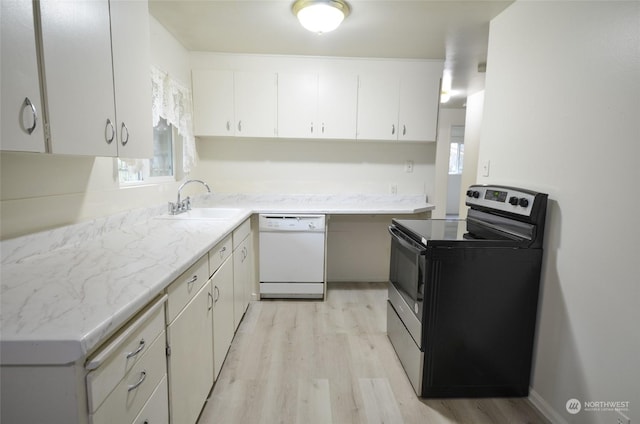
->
xmin=481 ymin=2 xmax=639 ymax=423
xmin=0 ymin=17 xmax=190 ymax=240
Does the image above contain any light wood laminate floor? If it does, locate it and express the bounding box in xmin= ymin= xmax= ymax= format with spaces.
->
xmin=199 ymin=282 xmax=548 ymax=424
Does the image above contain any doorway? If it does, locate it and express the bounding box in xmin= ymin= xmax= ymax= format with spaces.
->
xmin=447 ymin=125 xmax=465 ymax=217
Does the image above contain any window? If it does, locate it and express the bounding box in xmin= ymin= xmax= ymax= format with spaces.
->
xmin=118 ymin=117 xmax=174 ymax=184
xmin=448 ymin=125 xmax=465 ymax=175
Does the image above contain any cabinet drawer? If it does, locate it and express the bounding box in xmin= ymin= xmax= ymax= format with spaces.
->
xmin=232 ymin=218 xmax=251 ymax=249
xmin=166 ymin=254 xmax=209 ymax=323
xmin=90 ymin=331 xmax=167 ymax=424
xmin=209 ymin=235 xmax=232 ymax=276
xmin=86 ymin=298 xmax=166 ymax=413
xmin=131 ymin=374 xmax=169 ymax=424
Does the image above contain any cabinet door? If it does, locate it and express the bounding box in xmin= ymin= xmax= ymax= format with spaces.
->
xmin=167 ymin=282 xmax=214 ymax=424
xmin=356 ymin=74 xmax=400 ymax=141
xmin=192 ymin=70 xmax=235 ymax=136
xmin=318 ymin=74 xmax=358 ymax=139
xmin=277 ymin=73 xmax=318 ymax=138
xmin=235 ymin=71 xmax=277 ymax=138
xmin=398 ymin=70 xmax=441 ymax=142
xmin=233 ymin=235 xmax=253 ymax=330
xmin=0 ymin=0 xmax=45 ymax=152
xmin=39 ymin=0 xmax=118 ymax=156
xmin=110 ymin=0 xmax=153 ymax=158
xmin=232 ymin=239 xmax=246 ymax=331
xmin=212 ymin=257 xmax=234 ymax=379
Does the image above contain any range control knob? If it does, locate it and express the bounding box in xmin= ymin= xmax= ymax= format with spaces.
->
xmin=519 ymin=198 xmax=529 ymax=207
xmin=508 ymin=196 xmax=519 ymax=206
xmin=472 ymin=191 xmax=480 ymax=199
xmin=466 ymin=190 xmax=473 ymax=197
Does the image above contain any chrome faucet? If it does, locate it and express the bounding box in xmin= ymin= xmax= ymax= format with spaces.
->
xmin=169 ymin=179 xmax=211 ymax=215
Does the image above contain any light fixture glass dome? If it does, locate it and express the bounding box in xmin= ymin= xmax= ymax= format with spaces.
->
xmin=292 ymin=0 xmax=351 ymax=34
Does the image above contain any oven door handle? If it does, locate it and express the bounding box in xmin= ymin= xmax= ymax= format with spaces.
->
xmin=388 ymin=226 xmax=426 ymax=255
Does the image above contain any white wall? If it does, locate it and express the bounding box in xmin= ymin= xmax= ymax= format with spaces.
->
xmin=481 ymin=2 xmax=639 ymax=423
xmin=192 ymin=137 xmax=435 ymax=196
xmin=457 ymin=90 xmax=484 ymax=218
xmin=0 ymin=17 xmax=191 ymax=240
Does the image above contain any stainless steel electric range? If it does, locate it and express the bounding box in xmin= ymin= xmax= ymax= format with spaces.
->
xmin=387 ymin=184 xmax=548 ymax=398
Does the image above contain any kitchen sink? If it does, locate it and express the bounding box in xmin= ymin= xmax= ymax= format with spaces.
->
xmin=156 ymin=208 xmax=246 ymax=220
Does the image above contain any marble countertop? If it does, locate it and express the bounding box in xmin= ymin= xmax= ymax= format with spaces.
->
xmin=0 ymin=193 xmax=432 ymax=366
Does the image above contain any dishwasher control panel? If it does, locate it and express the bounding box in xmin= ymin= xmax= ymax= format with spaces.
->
xmin=259 ymin=214 xmax=326 ymax=232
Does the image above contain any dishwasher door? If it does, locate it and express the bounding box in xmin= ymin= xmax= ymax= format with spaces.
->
xmin=259 ymin=215 xmax=326 ymax=298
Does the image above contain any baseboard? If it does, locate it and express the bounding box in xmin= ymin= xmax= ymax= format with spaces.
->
xmin=529 ymin=387 xmax=569 ymax=424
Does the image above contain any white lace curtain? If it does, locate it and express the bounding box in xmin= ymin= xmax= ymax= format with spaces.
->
xmin=151 ymin=66 xmax=197 ymax=173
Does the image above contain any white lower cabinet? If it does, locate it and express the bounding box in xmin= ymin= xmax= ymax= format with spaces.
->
xmin=85 ymin=296 xmax=168 ymax=424
xmin=132 ymin=374 xmax=169 ymax=424
xmin=232 ymin=219 xmax=253 ymax=330
xmin=166 ymin=276 xmax=214 ymax=424
xmin=212 ymin=255 xmax=234 ymax=380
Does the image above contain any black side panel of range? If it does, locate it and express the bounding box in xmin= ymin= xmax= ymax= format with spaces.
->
xmin=422 ymin=247 xmax=543 ymax=398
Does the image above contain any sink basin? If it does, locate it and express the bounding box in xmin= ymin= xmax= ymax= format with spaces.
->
xmin=157 ymin=208 xmax=246 ymax=220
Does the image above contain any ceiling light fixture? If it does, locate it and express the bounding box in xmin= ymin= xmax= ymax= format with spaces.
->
xmin=292 ymin=0 xmax=351 ymax=34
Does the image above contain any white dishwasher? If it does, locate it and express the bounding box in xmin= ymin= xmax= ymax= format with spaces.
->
xmin=259 ymin=214 xmax=326 ymax=299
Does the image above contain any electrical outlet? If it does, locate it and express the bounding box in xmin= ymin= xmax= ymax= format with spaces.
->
xmin=617 ymin=411 xmax=631 ymax=424
xmin=405 ymin=160 xmax=414 ymax=173
xmin=390 ymin=184 xmax=398 ymax=195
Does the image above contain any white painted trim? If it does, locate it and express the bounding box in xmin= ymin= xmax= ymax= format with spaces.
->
xmin=529 ymin=387 xmax=568 ymax=424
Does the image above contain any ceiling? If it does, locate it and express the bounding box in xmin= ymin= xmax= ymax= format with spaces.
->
xmin=149 ymin=0 xmax=513 ymax=109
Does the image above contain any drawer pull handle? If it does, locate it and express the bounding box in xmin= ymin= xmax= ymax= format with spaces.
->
xmin=126 ymin=339 xmax=146 ymax=359
xmin=121 ymin=122 xmax=130 ymax=146
xmin=22 ymin=97 xmax=38 ymax=134
xmin=187 ymin=275 xmax=198 ymax=286
xmin=208 ymin=291 xmax=214 ymax=311
xmin=105 ymin=118 xmax=115 ymax=144
xmin=128 ymin=370 xmax=146 ymax=392
xmin=219 ymin=246 xmax=227 ymax=258
xmin=214 ymin=286 xmax=220 ymax=303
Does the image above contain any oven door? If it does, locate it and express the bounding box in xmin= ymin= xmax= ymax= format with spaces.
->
xmin=388 ymin=225 xmax=426 ymax=320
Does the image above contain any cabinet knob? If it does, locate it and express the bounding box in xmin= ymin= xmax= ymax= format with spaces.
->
xmin=238 ymin=120 xmax=242 ymax=132
xmin=226 ymin=120 xmax=231 ymax=131
xmin=391 ymin=124 xmax=395 ymax=135
xmin=310 ymin=122 xmax=314 ymax=134
xmin=403 ymin=125 xmax=406 ymax=136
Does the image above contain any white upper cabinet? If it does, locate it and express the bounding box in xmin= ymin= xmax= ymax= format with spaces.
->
xmin=193 ymin=70 xmax=234 ymax=136
xmin=192 ymin=70 xmax=277 ymax=138
xmin=356 ymin=74 xmax=401 ymax=141
xmin=357 ymin=62 xmax=443 ymax=142
xmin=190 ymin=55 xmax=442 ymax=143
xmin=235 ymin=71 xmax=278 ymax=137
xmin=318 ymin=73 xmax=358 ymax=139
xmin=37 ymin=0 xmax=152 ymax=157
xmin=277 ymin=73 xmax=318 ymax=138
xmin=110 ymin=0 xmax=153 ymax=159
xmin=39 ymin=0 xmax=117 ymax=156
xmin=398 ymin=65 xmax=442 ymax=142
xmin=278 ymin=72 xmax=357 ymax=139
xmin=0 ymin=0 xmax=46 ymax=153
